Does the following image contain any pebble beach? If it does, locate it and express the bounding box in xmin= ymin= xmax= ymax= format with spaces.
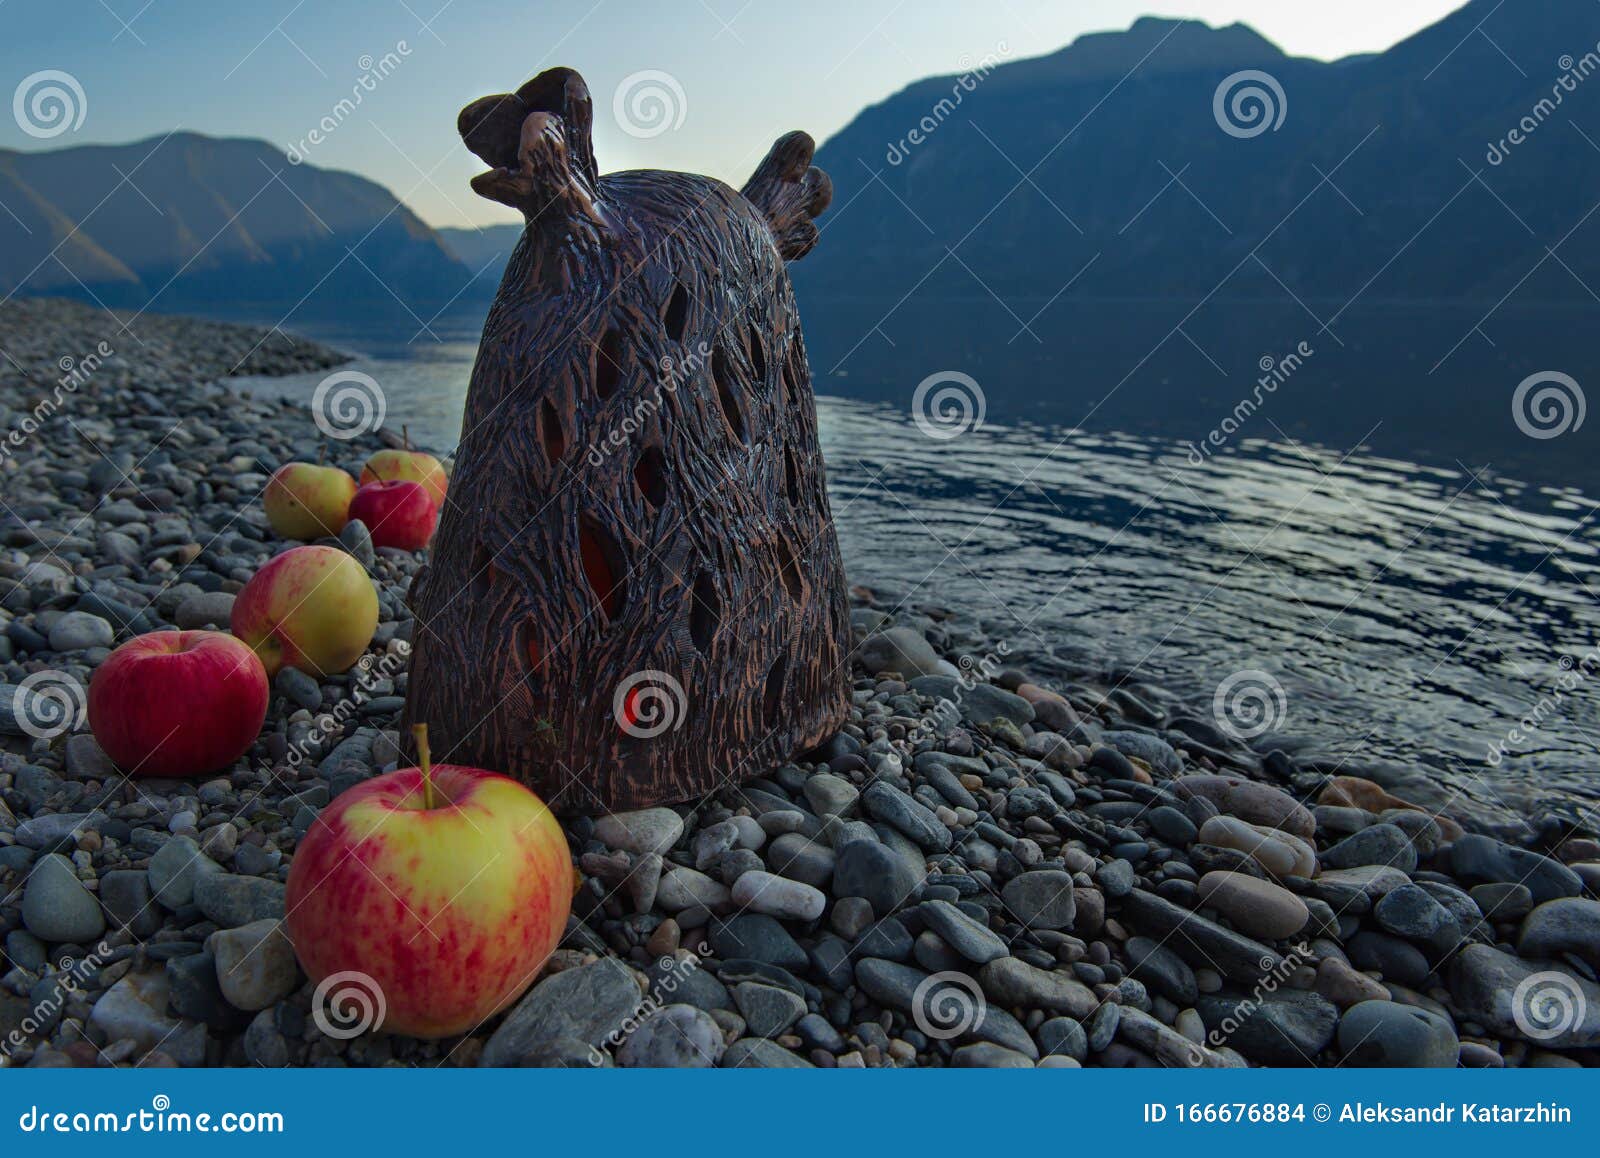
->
xmin=1 ymin=298 xmax=1597 ymax=1069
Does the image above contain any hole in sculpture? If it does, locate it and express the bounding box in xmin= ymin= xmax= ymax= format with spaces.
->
xmin=594 ymin=326 xmax=624 ymax=399
xmin=774 ymin=537 xmax=804 ymax=603
xmin=712 ymin=345 xmax=747 ymax=443
xmin=689 ymin=570 xmax=720 ymax=654
xmin=634 ymin=446 xmax=668 ymax=509
xmin=784 ymin=446 xmax=802 ymax=508
xmin=763 ymin=653 xmax=788 ymax=726
xmin=540 ymin=399 xmax=566 ymax=463
xmin=664 ymin=282 xmax=690 ymax=342
xmin=747 ymin=322 xmax=767 ymax=387
xmin=579 ymin=518 xmax=627 ymax=621
xmin=470 ymin=545 xmax=494 ymax=601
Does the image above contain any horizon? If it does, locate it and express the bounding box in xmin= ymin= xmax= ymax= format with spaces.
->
xmin=1 ymin=0 xmax=1465 ymax=229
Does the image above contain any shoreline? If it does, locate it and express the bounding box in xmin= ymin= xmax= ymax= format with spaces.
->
xmin=0 ymin=298 xmax=1596 ymax=1069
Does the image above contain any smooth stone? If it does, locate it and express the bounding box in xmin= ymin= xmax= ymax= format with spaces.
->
xmin=708 ymin=915 xmax=808 ymax=971
xmin=90 ymin=971 xmax=184 ymax=1052
xmin=802 ymin=773 xmax=858 ymax=818
xmin=99 ymin=869 xmax=160 ymax=937
xmin=1198 ymin=814 xmax=1316 ymax=877
xmin=1102 ymin=731 xmax=1180 ymax=775
xmin=1302 ymin=865 xmax=1412 ymax=911
xmin=1321 ymin=823 xmax=1417 ymax=873
xmin=1314 ymin=956 xmax=1391 ymax=1008
xmin=719 ymin=1038 xmax=813 ymax=1067
xmin=1518 ymin=898 xmax=1600 ymax=968
xmin=173 ymin=592 xmax=236 ymax=630
xmin=1146 ymin=805 xmax=1198 ymax=847
xmin=1373 ymin=884 xmax=1463 ymax=955
xmin=1449 ymin=835 xmax=1582 ymax=904
xmin=1001 ymin=870 xmax=1077 ymax=930
xmin=148 ymin=836 xmax=222 ymax=908
xmin=1125 ymin=935 xmax=1198 ymax=1005
xmin=1348 ymin=930 xmax=1432 ymax=989
xmin=1196 ymin=871 xmax=1309 ymax=940
xmin=730 ymin=871 xmax=825 ymax=921
xmin=48 ymin=612 xmax=114 ymax=651
xmin=1197 ymin=989 xmax=1338 ymax=1065
xmin=831 ymin=896 xmax=874 ymax=939
xmin=856 ymin=627 xmax=944 ymax=678
xmin=656 ymin=867 xmax=730 ymax=912
xmin=210 ymin=919 xmax=299 ymax=1011
xmin=594 ymin=808 xmax=684 ymax=856
xmin=617 ymin=1004 xmax=724 ymax=1067
xmin=951 ymin=1042 xmax=1034 ymax=1067
xmin=919 ymin=899 xmax=1008 ymax=964
xmin=862 ymin=782 xmax=951 ymax=851
xmin=1097 ymin=858 xmax=1135 ymax=898
xmin=959 ymin=684 xmax=1036 ymax=727
xmin=854 ymin=918 xmax=915 ymax=963
xmin=1448 ymin=944 xmax=1600 ymax=1048
xmin=732 ymin=981 xmax=806 ymax=1038
xmin=979 ymin=956 xmax=1097 ymax=1019
xmin=193 ymin=874 xmax=285 ymax=928
xmin=1337 ymin=999 xmax=1459 ymax=1067
xmin=833 ymin=838 xmax=922 ymax=914
xmin=643 ymin=954 xmax=732 ymax=1014
xmin=481 ymin=959 xmax=644 ymax=1064
xmin=1471 ymin=881 xmax=1534 ymax=922
xmin=1120 ymin=890 xmax=1285 ymax=982
xmin=14 ymin=811 xmax=104 ymax=850
xmin=765 ymin=832 xmax=835 ymax=889
xmin=22 ymin=854 xmax=106 ymax=944
xmin=1036 ymin=1016 xmax=1088 ymax=1061
xmin=1173 ymin=775 xmax=1314 ymax=839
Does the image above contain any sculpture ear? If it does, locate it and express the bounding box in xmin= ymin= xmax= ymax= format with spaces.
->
xmin=458 ymin=93 xmax=528 ymax=170
xmin=741 ymin=132 xmax=832 ymax=261
xmin=514 ymin=67 xmax=599 ymax=188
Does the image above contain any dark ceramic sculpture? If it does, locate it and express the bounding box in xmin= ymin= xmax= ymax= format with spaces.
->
xmin=401 ymin=67 xmax=850 ymax=812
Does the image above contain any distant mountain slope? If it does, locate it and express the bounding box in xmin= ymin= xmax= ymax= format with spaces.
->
xmin=0 ymin=133 xmax=471 ymax=311
xmin=436 ymin=223 xmax=523 ymax=277
xmin=797 ymin=2 xmax=1600 ymax=307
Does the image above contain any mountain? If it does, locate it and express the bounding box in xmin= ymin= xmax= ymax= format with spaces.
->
xmin=791 ymin=0 xmax=1600 ymax=480
xmin=0 ymin=133 xmax=473 ymax=313
xmin=436 ymin=223 xmax=523 ymax=277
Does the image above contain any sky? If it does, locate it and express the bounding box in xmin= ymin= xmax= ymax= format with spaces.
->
xmin=2 ymin=0 xmax=1467 ymax=229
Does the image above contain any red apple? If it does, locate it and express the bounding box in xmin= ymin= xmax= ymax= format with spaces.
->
xmin=264 ymin=462 xmax=358 ymax=540
xmin=87 ymin=630 xmax=269 ymax=778
xmin=361 ymin=448 xmax=448 ymax=508
xmin=349 ymin=480 xmax=438 ymax=551
xmin=231 ymin=545 xmax=378 ymax=677
xmin=284 ymin=730 xmax=571 ymax=1039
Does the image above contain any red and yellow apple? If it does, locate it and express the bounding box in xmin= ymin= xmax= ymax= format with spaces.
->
xmin=264 ymin=462 xmax=358 ymax=540
xmin=348 ymin=480 xmax=438 ymax=551
xmin=284 ymin=735 xmax=571 ymax=1039
xmin=361 ymin=448 xmax=448 ymax=508
xmin=230 ymin=545 xmax=378 ymax=677
xmin=87 ymin=630 xmax=269 ymax=778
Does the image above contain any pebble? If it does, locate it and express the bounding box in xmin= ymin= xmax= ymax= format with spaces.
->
xmin=210 ymin=919 xmax=300 ymax=1011
xmin=148 ymin=835 xmax=221 ymax=908
xmin=21 ymin=853 xmax=106 ymax=943
xmin=617 ymin=1004 xmax=724 ymax=1067
xmin=1173 ymin=775 xmax=1314 ymax=840
xmin=1336 ymin=999 xmax=1459 ymax=1067
xmin=919 ymin=900 xmax=1008 ymax=964
xmin=594 ymin=808 xmax=684 ymax=856
xmin=732 ymin=981 xmax=806 ymax=1038
xmin=1319 ymin=823 xmax=1417 ymax=873
xmin=1517 ymin=897 xmax=1600 ymax=967
xmin=89 ymin=971 xmax=182 ymax=1052
xmin=193 ymin=873 xmax=285 ymax=928
xmin=47 ymin=612 xmax=115 ymax=651
xmin=1448 ymin=834 xmax=1582 ymax=904
xmin=480 ymin=959 xmax=644 ymax=1064
xmin=1001 ymin=869 xmax=1077 ymax=930
xmin=174 ymin=592 xmax=236 ymax=629
xmin=833 ymin=837 xmax=922 ymax=915
xmin=730 ymin=871 xmax=826 ymax=921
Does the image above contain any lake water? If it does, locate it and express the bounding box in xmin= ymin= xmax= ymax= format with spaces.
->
xmin=234 ymin=317 xmax=1600 ymax=829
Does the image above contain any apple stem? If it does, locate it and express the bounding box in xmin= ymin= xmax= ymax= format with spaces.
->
xmin=413 ymin=723 xmax=437 ymax=810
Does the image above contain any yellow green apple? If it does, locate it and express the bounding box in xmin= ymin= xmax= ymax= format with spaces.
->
xmin=230 ymin=545 xmax=378 ymax=677
xmin=264 ymin=462 xmax=358 ymax=540
xmin=361 ymin=448 xmax=448 ymax=509
xmin=284 ymin=727 xmax=572 ymax=1039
